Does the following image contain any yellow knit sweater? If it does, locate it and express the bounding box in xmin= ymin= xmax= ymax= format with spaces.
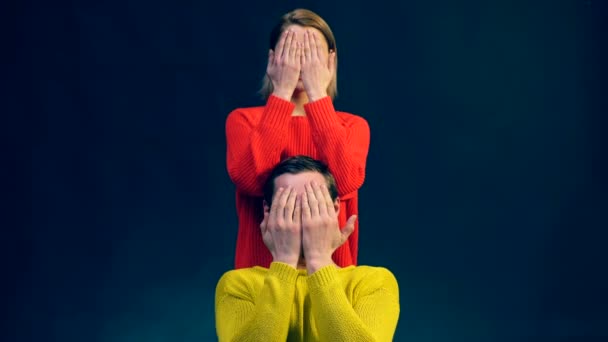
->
xmin=215 ymin=262 xmax=400 ymax=341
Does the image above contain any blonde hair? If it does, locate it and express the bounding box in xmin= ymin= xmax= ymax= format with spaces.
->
xmin=259 ymin=9 xmax=338 ymax=100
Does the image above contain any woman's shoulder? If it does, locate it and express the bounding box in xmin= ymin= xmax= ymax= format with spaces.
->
xmin=336 ymin=110 xmax=365 ymax=119
xmin=228 ymin=105 xmax=265 ymax=117
xmin=226 ymin=105 xmax=265 ymax=126
xmin=335 ymin=110 xmax=369 ymax=128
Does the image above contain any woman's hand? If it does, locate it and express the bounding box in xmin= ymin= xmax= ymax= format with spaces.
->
xmin=301 ymin=182 xmax=356 ymax=273
xmin=267 ymin=30 xmax=302 ymax=101
xmin=300 ymin=30 xmax=336 ymax=102
xmin=260 ymin=187 xmax=302 ymax=268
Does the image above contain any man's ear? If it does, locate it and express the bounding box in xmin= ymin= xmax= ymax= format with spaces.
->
xmin=263 ymin=200 xmax=270 ymax=213
xmin=334 ymin=197 xmax=340 ymax=215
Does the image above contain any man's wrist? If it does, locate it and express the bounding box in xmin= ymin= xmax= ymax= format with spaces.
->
xmin=305 ymin=256 xmax=333 ymax=274
xmin=273 ymin=254 xmax=299 ymax=269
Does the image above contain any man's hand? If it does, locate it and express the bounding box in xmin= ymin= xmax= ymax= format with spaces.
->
xmin=260 ymin=187 xmax=302 ymax=268
xmin=301 ymin=182 xmax=356 ymax=274
xmin=300 ymin=30 xmax=336 ymax=102
xmin=267 ymin=30 xmax=302 ymax=101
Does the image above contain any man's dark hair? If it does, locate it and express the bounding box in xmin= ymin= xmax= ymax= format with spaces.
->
xmin=263 ymin=155 xmax=338 ymax=205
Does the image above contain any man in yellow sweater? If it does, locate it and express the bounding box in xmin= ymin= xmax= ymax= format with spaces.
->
xmin=215 ymin=156 xmax=400 ymax=341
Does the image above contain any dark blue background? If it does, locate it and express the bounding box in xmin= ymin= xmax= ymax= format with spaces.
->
xmin=9 ymin=0 xmax=607 ymax=341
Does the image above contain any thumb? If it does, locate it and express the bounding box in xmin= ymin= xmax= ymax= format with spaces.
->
xmin=341 ymin=215 xmax=357 ymax=241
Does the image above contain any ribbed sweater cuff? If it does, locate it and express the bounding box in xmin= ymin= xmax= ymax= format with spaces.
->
xmin=269 ymin=262 xmax=299 ymax=284
xmin=304 ymin=96 xmax=340 ymax=130
xmin=307 ymin=264 xmax=338 ymax=291
xmin=260 ymin=95 xmax=295 ymax=130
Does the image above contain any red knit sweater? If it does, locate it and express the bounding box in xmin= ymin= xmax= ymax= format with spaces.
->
xmin=226 ymin=95 xmax=370 ymax=269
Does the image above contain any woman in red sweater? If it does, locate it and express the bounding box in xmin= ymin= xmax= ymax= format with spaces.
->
xmin=226 ymin=8 xmax=370 ymax=269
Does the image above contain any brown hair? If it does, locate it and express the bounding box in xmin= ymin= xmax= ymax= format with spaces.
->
xmin=263 ymin=155 xmax=338 ymax=206
xmin=259 ymin=9 xmax=338 ymax=99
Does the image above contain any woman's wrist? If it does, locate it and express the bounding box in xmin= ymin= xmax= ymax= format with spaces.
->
xmin=306 ymin=89 xmax=328 ymax=102
xmin=272 ymin=88 xmax=293 ymax=101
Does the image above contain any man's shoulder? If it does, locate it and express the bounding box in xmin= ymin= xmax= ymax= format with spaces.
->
xmin=342 ymin=265 xmax=398 ymax=288
xmin=216 ymin=267 xmax=268 ymax=296
xmin=218 ymin=266 xmax=268 ymax=281
xmin=348 ymin=265 xmax=395 ymax=276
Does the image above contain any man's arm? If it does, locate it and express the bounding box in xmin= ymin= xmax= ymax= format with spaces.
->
xmin=216 ymin=186 xmax=303 ymax=341
xmin=215 ymin=262 xmax=298 ymax=342
xmin=301 ymin=182 xmax=400 ymax=340
xmin=307 ymin=266 xmax=400 ymax=341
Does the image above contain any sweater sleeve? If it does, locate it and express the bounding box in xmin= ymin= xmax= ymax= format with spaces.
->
xmin=215 ymin=262 xmax=299 ymax=342
xmin=226 ymin=95 xmax=295 ymax=196
xmin=304 ymin=97 xmax=370 ymax=197
xmin=307 ymin=266 xmax=400 ymax=342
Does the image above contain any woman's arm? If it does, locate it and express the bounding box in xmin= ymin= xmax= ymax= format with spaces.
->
xmin=226 ymin=30 xmax=302 ymax=196
xmin=225 ymin=96 xmax=295 ymax=196
xmin=304 ymin=97 xmax=370 ymax=197
xmin=215 ymin=262 xmax=299 ymax=342
xmin=307 ymin=266 xmax=400 ymax=341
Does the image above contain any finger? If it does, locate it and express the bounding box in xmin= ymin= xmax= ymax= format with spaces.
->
xmin=275 ymin=30 xmax=288 ymax=61
xmin=277 ymin=187 xmax=292 ymax=220
xmin=304 ymin=30 xmax=312 ymax=64
xmin=269 ymin=187 xmax=284 ymax=218
xmin=320 ymin=181 xmax=335 ymax=215
xmin=299 ymin=42 xmax=304 ymax=66
xmin=313 ymin=182 xmax=328 ymax=216
xmin=268 ymin=49 xmax=274 ymax=66
xmin=295 ymin=42 xmax=302 ymax=68
xmin=309 ymin=30 xmax=318 ymax=60
xmin=341 ymin=215 xmax=357 ymax=241
xmin=301 ymin=191 xmax=311 ymax=221
xmin=284 ymin=187 xmax=297 ymax=222
xmin=306 ymin=183 xmax=320 ymax=217
xmin=289 ymin=32 xmax=299 ymax=61
xmin=283 ymin=30 xmax=294 ymax=60
xmin=293 ymin=195 xmax=301 ymax=225
xmin=292 ymin=34 xmax=300 ymax=67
